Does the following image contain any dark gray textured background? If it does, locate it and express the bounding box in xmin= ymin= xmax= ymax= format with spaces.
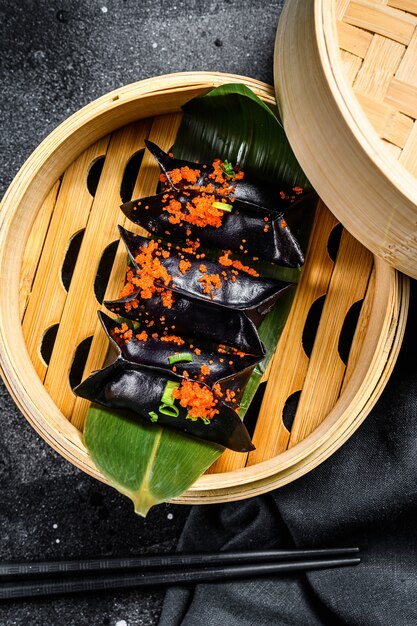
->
xmin=0 ymin=1 xmax=284 ymax=624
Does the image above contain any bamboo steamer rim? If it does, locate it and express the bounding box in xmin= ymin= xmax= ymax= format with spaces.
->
xmin=0 ymin=71 xmax=408 ymax=504
xmin=275 ymin=0 xmax=417 ymax=279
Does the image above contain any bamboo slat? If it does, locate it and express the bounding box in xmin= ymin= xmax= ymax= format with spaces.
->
xmin=340 ymin=50 xmax=364 ymax=83
xmin=353 ymin=35 xmax=405 ymax=100
xmin=354 ymin=92 xmax=413 ymax=146
xmin=385 ymin=77 xmax=417 ymax=117
xmin=395 ymin=29 xmax=417 ymax=84
xmin=399 ymin=122 xmax=417 ymax=174
xmin=19 ymin=180 xmax=60 ymax=319
xmin=0 ymin=72 xmax=409 ymax=505
xmin=387 ymin=0 xmax=417 ymax=13
xmin=343 ymin=0 xmax=417 ymax=45
xmin=338 ymin=21 xmax=373 ymax=56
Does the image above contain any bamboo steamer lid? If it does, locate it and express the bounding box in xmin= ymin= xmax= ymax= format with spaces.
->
xmin=275 ymin=0 xmax=417 ymax=279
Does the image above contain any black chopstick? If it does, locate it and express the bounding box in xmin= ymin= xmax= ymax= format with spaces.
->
xmin=0 ymin=547 xmax=360 ymax=579
xmin=0 ymin=555 xmax=361 ymax=600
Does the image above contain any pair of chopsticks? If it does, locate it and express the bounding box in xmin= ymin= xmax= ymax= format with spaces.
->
xmin=0 ymin=547 xmax=360 ymax=600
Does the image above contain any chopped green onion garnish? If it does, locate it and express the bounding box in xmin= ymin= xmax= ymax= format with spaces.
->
xmin=186 ymin=414 xmax=211 ymax=424
xmin=168 ymin=352 xmax=193 ymax=365
xmin=220 ymin=160 xmax=235 ymax=178
xmin=149 ymin=411 xmax=159 ymax=422
xmin=212 ymin=201 xmax=233 ymax=212
xmin=161 ymin=380 xmax=180 ymax=405
xmin=159 ymin=404 xmax=179 ymax=417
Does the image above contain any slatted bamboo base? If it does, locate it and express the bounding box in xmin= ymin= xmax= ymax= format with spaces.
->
xmin=275 ymin=0 xmax=417 ymax=280
xmin=0 ymin=73 xmax=409 ymax=504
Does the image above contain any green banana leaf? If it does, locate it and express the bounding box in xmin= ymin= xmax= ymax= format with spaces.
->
xmin=174 ymin=83 xmax=310 ymax=188
xmin=84 ymin=408 xmax=222 ymax=517
xmin=83 ymin=83 xmax=311 ymax=516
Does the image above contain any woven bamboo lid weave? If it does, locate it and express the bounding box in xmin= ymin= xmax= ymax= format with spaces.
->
xmin=275 ymin=0 xmax=417 ymax=279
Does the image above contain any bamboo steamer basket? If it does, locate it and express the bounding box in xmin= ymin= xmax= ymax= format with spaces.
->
xmin=276 ymin=0 xmax=417 ymax=279
xmin=0 ymin=72 xmax=409 ymax=505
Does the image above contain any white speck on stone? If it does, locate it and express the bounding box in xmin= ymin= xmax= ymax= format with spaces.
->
xmin=101 ymin=6 xmax=108 ymax=13
xmin=116 ymin=621 xmax=127 ymax=626
xmin=52 ymin=523 xmax=58 ymax=529
xmin=246 ymin=52 xmax=250 ymax=57
xmin=55 ymin=538 xmax=60 ymax=544
xmin=152 ymin=42 xmax=158 ymax=49
xmin=167 ymin=513 xmax=174 ymax=520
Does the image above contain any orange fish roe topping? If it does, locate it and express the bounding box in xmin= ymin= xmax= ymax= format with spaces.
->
xmin=208 ymin=158 xmax=244 ymax=188
xmin=187 ymin=194 xmax=224 ymax=228
xmin=280 ymin=219 xmax=287 ymax=229
xmin=111 ymin=323 xmax=133 ymax=346
xmin=225 ymin=389 xmax=236 ymax=403
xmin=135 ymin=330 xmax=148 ymax=342
xmin=161 ymin=289 xmax=174 ymax=309
xmin=218 ymin=251 xmax=259 ymax=277
xmin=198 ymin=273 xmax=222 ymax=297
xmin=119 ymin=268 xmax=137 ymax=299
xmin=131 ymin=240 xmax=173 ymax=300
xmin=160 ymin=334 xmax=185 ymax=346
xmin=200 ymin=364 xmax=210 ymax=376
xmin=199 ymin=264 xmax=207 ymax=273
xmin=179 ymin=259 xmax=191 ymax=274
xmin=164 ymin=193 xmax=224 ymax=229
xmin=194 ymin=348 xmax=201 ymax=356
xmin=213 ymin=383 xmax=223 ymax=398
xmin=209 ymin=159 xmax=233 ymax=185
xmin=264 ymin=225 xmax=269 ymax=233
xmin=124 ymin=297 xmax=139 ymax=313
xmin=172 ymin=380 xmax=219 ymax=420
xmin=167 ymin=166 xmax=201 ymax=185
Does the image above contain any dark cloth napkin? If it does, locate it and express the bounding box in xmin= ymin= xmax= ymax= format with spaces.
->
xmin=159 ymin=279 xmax=417 ymax=626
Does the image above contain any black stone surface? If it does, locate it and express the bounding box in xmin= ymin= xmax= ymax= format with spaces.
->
xmin=0 ymin=1 xmax=283 ymax=624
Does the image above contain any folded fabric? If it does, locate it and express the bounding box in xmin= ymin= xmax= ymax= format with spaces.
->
xmin=158 ymin=280 xmax=417 ymax=625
